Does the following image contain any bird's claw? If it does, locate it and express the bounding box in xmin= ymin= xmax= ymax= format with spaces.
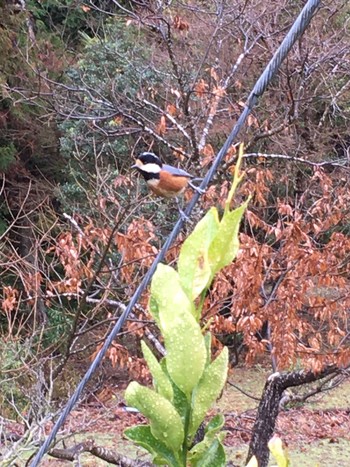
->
xmin=189 ymin=182 xmax=205 ymax=195
xmin=178 ymin=208 xmax=190 ymax=222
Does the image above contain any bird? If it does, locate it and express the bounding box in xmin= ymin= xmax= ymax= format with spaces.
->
xmin=131 ymin=152 xmax=203 ymax=218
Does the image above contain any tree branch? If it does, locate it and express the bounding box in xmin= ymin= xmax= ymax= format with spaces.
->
xmin=48 ymin=439 xmax=152 ymax=466
xmin=247 ymin=365 xmax=339 ymax=467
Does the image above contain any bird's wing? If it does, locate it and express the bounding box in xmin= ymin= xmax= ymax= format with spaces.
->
xmin=162 ymin=164 xmax=193 ymax=178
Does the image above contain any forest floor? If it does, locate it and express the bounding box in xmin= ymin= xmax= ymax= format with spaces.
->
xmin=7 ymin=366 xmax=350 ymax=466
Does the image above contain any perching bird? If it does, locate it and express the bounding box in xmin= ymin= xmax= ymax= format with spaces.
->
xmin=131 ymin=152 xmax=203 ymax=218
xmin=132 ymin=152 xmax=203 ymax=197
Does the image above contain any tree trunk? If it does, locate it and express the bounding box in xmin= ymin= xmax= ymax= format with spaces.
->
xmin=246 ymin=366 xmax=338 ymax=467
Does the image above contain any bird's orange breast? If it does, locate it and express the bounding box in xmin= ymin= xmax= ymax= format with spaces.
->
xmin=147 ymin=170 xmax=190 ymax=198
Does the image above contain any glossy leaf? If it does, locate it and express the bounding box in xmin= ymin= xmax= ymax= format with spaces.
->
xmin=141 ymin=341 xmax=173 ymax=401
xmin=189 ymin=437 xmax=226 ymax=467
xmin=150 ymin=263 xmax=195 ymax=319
xmin=268 ymin=435 xmax=290 ymax=467
xmin=178 ymin=207 xmax=219 ymax=300
xmin=125 ymin=382 xmax=184 ymax=451
xmin=205 ymin=413 xmax=225 ymax=433
xmin=149 ymin=295 xmax=160 ymax=327
xmin=189 ymin=413 xmax=226 ymax=464
xmin=208 ymin=200 xmax=249 ymax=276
xmin=151 ymin=264 xmax=207 ymax=396
xmin=190 ymin=346 xmax=228 ymax=437
xmin=161 ymin=359 xmax=189 ymax=420
xmin=124 ymin=425 xmax=180 ymax=466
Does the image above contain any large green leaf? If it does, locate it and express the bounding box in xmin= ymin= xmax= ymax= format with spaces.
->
xmin=268 ymin=436 xmax=290 ymax=467
xmin=189 ymin=414 xmax=226 ymax=466
xmin=189 ymin=437 xmax=226 ymax=467
xmin=150 ymin=263 xmax=195 ymax=319
xmin=161 ymin=359 xmax=189 ymax=420
xmin=124 ymin=425 xmax=180 ymax=466
xmin=190 ymin=347 xmax=228 ymax=437
xmin=141 ymin=341 xmax=173 ymax=401
xmin=149 ymin=295 xmax=160 ymax=327
xmin=178 ymin=207 xmax=219 ymax=300
xmin=125 ymin=382 xmax=184 ymax=451
xmin=205 ymin=413 xmax=225 ymax=434
xmin=151 ymin=264 xmax=207 ymax=396
xmin=208 ymin=200 xmax=249 ymax=275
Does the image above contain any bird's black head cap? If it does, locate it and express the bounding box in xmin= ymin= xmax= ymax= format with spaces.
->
xmin=138 ymin=152 xmax=162 ymax=167
xmin=131 ymin=152 xmax=162 ymax=180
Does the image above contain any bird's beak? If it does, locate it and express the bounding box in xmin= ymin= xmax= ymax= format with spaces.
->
xmin=131 ymin=159 xmax=141 ymax=169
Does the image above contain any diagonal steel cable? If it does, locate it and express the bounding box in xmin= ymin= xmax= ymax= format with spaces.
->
xmin=30 ymin=0 xmax=321 ymax=464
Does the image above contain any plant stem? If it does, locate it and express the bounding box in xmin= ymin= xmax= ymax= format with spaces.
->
xmin=225 ymin=143 xmax=245 ymax=214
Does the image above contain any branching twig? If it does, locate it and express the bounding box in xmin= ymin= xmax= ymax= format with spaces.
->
xmin=281 ymin=370 xmax=349 ymax=406
xmin=227 ymin=380 xmax=261 ymax=401
xmin=244 ymin=152 xmax=349 ymax=168
xmin=224 ymin=152 xmax=350 ymax=172
xmin=48 ymin=439 xmax=152 ymax=466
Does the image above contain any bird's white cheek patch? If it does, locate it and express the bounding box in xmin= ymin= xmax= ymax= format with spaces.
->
xmin=140 ymin=163 xmax=162 ymax=173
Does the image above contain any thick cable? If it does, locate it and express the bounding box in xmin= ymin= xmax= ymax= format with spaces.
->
xmin=29 ymin=1 xmax=321 ymax=464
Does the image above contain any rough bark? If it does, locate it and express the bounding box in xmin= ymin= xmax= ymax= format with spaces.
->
xmin=246 ymin=365 xmax=338 ymax=467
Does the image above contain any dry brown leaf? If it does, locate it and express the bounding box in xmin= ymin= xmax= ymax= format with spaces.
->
xmin=173 ymin=15 xmax=189 ymax=31
xmin=166 ymin=103 xmax=177 ymax=116
xmin=156 ymin=115 xmax=167 ymax=135
xmin=210 ymin=68 xmax=219 ymax=83
xmin=195 ymin=79 xmax=208 ymax=97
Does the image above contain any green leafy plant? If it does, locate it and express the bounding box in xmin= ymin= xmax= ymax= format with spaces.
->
xmin=124 ymin=146 xmax=249 ymax=466
xmin=268 ymin=435 xmax=290 ymax=467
